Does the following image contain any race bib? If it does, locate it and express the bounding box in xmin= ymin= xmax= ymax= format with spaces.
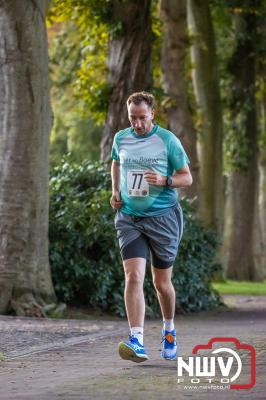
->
xmin=127 ymin=170 xmax=149 ymax=197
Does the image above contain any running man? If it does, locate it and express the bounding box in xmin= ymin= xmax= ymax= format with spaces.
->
xmin=110 ymin=92 xmax=192 ymax=362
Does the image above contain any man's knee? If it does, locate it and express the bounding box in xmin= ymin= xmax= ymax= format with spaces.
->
xmin=125 ymin=270 xmax=144 ymax=286
xmin=153 ymin=278 xmax=172 ymax=294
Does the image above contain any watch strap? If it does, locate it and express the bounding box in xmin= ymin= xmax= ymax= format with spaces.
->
xmin=166 ymin=176 xmax=173 ymax=187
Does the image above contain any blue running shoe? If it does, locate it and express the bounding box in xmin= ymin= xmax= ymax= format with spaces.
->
xmin=161 ymin=329 xmax=177 ymax=360
xmin=118 ymin=335 xmax=149 ymax=363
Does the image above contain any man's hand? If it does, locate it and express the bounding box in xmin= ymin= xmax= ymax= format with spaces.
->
xmin=110 ymin=191 xmax=123 ymax=210
xmin=144 ymin=170 xmax=167 ymax=187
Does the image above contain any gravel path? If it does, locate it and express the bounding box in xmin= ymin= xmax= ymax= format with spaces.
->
xmin=0 ymin=295 xmax=265 ymax=399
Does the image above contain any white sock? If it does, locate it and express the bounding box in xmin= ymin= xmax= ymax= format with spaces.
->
xmin=130 ymin=326 xmax=144 ymax=345
xmin=163 ymin=318 xmax=175 ymax=332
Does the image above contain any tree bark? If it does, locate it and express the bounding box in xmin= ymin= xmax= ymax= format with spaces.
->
xmin=160 ymin=0 xmax=199 ymax=200
xmin=187 ymin=0 xmax=224 ymax=231
xmin=257 ymin=141 xmax=266 ymax=278
xmin=256 ymin=51 xmax=266 ymax=277
xmin=224 ymin=8 xmax=261 ymax=280
xmin=0 ymin=0 xmax=56 ymax=315
xmin=100 ymin=0 xmax=152 ymax=161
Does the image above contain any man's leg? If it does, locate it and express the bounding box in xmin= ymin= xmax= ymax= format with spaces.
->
xmin=152 ymin=265 xmax=177 ymax=360
xmin=151 ymin=265 xmax=175 ymax=320
xmin=123 ymin=257 xmax=146 ymax=328
xmin=118 ymin=256 xmax=149 ymax=362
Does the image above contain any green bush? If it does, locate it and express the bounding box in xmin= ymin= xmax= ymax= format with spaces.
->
xmin=49 ymin=157 xmax=222 ymax=316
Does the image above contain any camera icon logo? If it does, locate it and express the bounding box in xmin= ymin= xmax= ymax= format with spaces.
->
xmin=177 ymin=337 xmax=256 ymax=390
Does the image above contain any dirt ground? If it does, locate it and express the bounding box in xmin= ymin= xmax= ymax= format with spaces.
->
xmin=0 ymin=295 xmax=265 ymax=400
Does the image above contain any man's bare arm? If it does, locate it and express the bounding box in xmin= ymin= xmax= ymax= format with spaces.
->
xmin=171 ymin=165 xmax=193 ymax=188
xmin=144 ymin=164 xmax=193 ymax=188
xmin=110 ymin=160 xmax=123 ymax=209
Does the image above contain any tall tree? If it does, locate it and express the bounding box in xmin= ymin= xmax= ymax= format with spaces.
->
xmin=256 ymin=17 xmax=266 ymax=277
xmin=100 ymin=0 xmax=153 ymax=160
xmin=160 ymin=0 xmax=199 ymax=200
xmin=187 ymin=0 xmax=224 ymax=231
xmin=224 ymin=2 xmax=261 ymax=280
xmin=0 ymin=0 xmax=56 ymax=315
xmin=257 ymin=77 xmax=266 ymax=277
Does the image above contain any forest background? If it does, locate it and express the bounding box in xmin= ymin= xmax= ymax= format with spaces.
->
xmin=48 ymin=0 xmax=266 ymax=279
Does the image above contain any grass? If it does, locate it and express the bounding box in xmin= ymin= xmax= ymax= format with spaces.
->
xmin=212 ymin=280 xmax=266 ymax=296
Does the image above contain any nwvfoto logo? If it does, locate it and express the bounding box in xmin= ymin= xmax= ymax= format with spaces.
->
xmin=177 ymin=338 xmax=256 ymax=390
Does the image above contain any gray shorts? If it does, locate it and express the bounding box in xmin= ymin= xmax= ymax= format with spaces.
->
xmin=114 ymin=203 xmax=183 ymax=268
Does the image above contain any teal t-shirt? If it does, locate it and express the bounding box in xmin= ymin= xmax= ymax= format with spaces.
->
xmin=111 ymin=124 xmax=190 ymax=217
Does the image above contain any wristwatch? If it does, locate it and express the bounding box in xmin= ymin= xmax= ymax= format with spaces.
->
xmin=166 ymin=176 xmax=173 ymax=187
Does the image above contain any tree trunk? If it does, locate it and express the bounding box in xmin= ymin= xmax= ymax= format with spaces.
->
xmin=257 ymin=142 xmax=266 ymax=278
xmin=224 ymin=8 xmax=261 ymax=281
xmin=160 ymin=0 xmax=199 ymax=200
xmin=187 ymin=0 xmax=224 ymax=231
xmin=100 ymin=0 xmax=152 ymax=161
xmin=256 ymin=51 xmax=266 ymax=277
xmin=0 ymin=0 xmax=56 ymax=315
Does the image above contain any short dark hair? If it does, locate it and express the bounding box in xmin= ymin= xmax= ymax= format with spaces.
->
xmin=127 ymin=91 xmax=155 ymax=109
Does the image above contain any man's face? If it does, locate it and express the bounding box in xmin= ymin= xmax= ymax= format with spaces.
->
xmin=127 ymin=101 xmax=154 ymax=135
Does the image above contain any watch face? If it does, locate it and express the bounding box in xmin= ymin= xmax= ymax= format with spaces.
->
xmin=167 ymin=176 xmax=172 ymax=186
